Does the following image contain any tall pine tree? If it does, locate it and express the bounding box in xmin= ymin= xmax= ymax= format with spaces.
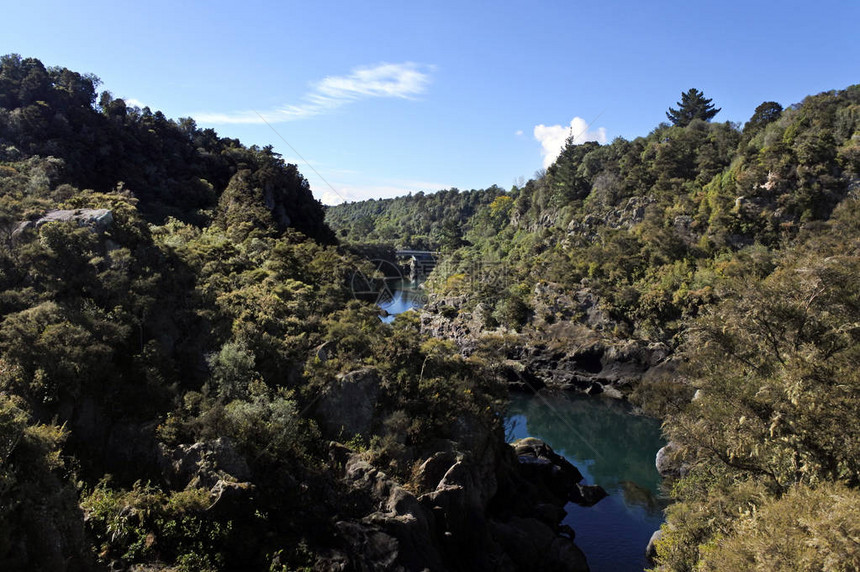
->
xmin=666 ymin=88 xmax=721 ymax=126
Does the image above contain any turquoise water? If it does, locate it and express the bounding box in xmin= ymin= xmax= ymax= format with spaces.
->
xmin=505 ymin=391 xmax=666 ymax=572
xmin=379 ymin=279 xmax=427 ymax=323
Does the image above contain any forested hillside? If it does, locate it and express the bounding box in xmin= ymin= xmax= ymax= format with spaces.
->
xmin=452 ymin=87 xmax=859 ymax=341
xmin=330 ymin=85 xmax=860 ymax=570
xmin=0 ymin=54 xmax=333 ymax=241
xmin=2 ymin=51 xmax=859 ymax=571
xmin=0 ymin=55 xmax=593 ymax=571
xmin=339 ymin=87 xmax=859 ymax=340
xmin=325 ymin=185 xmax=505 ymax=250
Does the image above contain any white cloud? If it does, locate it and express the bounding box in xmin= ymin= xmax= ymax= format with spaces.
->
xmin=515 ymin=129 xmax=524 ymax=136
xmin=122 ymin=97 xmax=147 ymax=108
xmin=533 ymin=117 xmax=607 ymax=169
xmin=195 ymin=62 xmax=433 ymax=124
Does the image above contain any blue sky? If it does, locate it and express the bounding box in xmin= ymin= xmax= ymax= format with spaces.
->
xmin=2 ymin=1 xmax=858 ymax=204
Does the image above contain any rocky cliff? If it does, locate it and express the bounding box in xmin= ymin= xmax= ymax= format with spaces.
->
xmin=420 ymin=285 xmax=677 ymax=399
xmin=315 ymin=435 xmax=597 ymax=571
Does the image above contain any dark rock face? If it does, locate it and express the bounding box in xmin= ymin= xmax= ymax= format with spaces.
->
xmin=413 ymin=451 xmax=460 ymax=492
xmin=571 ymin=484 xmax=609 ymax=507
xmin=313 ymin=368 xmax=381 ymax=439
xmin=512 ymin=437 xmax=584 ymax=500
xmin=321 ymin=435 xmax=593 ymax=571
xmin=207 ymin=479 xmax=255 ymax=518
xmin=511 ymin=437 xmax=607 ymax=508
xmin=489 ymin=516 xmax=588 ymax=572
xmin=323 ymin=442 xmax=448 ymax=571
xmin=158 ymin=437 xmax=252 ymax=489
xmin=514 ymin=340 xmax=672 ymax=397
xmin=4 ymin=487 xmax=88 ymax=572
xmin=420 ymin=289 xmax=676 ymax=399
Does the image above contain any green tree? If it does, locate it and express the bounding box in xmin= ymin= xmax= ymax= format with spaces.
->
xmin=743 ymin=101 xmax=783 ymax=135
xmin=666 ymin=88 xmax=721 ymax=126
xmin=654 ymin=242 xmax=860 ymax=569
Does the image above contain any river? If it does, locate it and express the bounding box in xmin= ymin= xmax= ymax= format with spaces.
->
xmin=380 ymin=277 xmax=666 ymax=570
xmin=378 ymin=278 xmax=426 ymax=323
xmin=506 ymin=391 xmax=666 ymax=571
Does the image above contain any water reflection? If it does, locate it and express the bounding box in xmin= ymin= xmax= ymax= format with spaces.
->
xmin=619 ymin=480 xmax=663 ymax=515
xmin=506 ymin=391 xmax=666 ymax=572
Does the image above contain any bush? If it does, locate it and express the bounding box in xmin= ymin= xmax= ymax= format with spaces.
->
xmin=81 ymin=480 xmax=228 ymax=570
xmin=698 ymin=482 xmax=860 ymax=571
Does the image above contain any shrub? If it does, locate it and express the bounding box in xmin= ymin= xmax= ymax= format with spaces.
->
xmin=81 ymin=480 xmax=228 ymax=570
xmin=698 ymin=482 xmax=860 ymax=571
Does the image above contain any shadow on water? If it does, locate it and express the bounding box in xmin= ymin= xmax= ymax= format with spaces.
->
xmin=505 ymin=391 xmax=667 ymax=572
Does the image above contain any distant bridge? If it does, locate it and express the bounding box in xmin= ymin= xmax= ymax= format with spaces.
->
xmin=396 ymin=250 xmax=440 ymax=258
xmin=396 ymin=250 xmax=440 ymax=281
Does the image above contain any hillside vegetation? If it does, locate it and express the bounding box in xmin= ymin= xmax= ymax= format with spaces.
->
xmin=329 ymin=85 xmax=860 ymax=570
xmin=0 ymin=55 xmax=532 ymax=571
xmin=2 ymin=51 xmax=859 ymax=570
xmin=325 ymin=185 xmax=506 ymax=250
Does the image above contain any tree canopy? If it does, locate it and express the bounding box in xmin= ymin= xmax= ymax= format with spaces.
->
xmin=0 ymin=54 xmax=506 ymax=570
xmin=743 ymin=100 xmax=783 ymax=134
xmin=666 ymin=88 xmax=721 ymax=126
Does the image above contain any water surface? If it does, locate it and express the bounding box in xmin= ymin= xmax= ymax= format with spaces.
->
xmin=505 ymin=391 xmax=665 ymax=572
xmin=379 ymin=278 xmax=426 ymax=322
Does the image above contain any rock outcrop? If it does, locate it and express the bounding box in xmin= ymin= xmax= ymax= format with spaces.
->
xmin=158 ymin=437 xmax=252 ymax=489
xmin=565 ymin=196 xmax=655 ymax=242
xmin=511 ymin=438 xmax=607 ymax=508
xmin=421 ymin=294 xmax=674 ymax=398
xmin=320 ymin=435 xmax=593 ymax=571
xmin=655 ymin=441 xmax=687 ymax=479
xmin=313 ymin=368 xmax=381 ymax=439
xmin=12 ymin=208 xmax=113 ymax=238
xmin=645 ymin=528 xmax=662 ymax=563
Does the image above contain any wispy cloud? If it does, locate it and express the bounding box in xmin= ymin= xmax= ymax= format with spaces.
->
xmin=195 ymin=62 xmax=433 ymax=124
xmin=534 ymin=117 xmax=607 ymax=169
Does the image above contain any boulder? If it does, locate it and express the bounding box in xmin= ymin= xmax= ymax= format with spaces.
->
xmin=313 ymin=340 xmax=336 ymax=362
xmin=328 ymin=443 xmax=446 ymax=571
xmin=512 ymin=437 xmax=584 ymax=500
xmin=645 ymin=528 xmax=663 ymax=563
xmin=12 ymin=208 xmax=113 ymax=238
xmin=655 ymin=442 xmax=686 ymax=478
xmin=489 ymin=517 xmax=589 ymax=572
xmin=510 ymin=438 xmax=608 ymax=511
xmin=331 ymin=520 xmax=401 ymax=570
xmin=207 ymin=480 xmax=255 ymax=518
xmin=601 ymin=385 xmax=624 ymax=400
xmin=314 ymin=368 xmax=380 ymax=439
xmin=159 ymin=437 xmax=251 ymax=489
xmin=329 ymin=435 xmax=593 ymax=572
xmin=412 ymin=450 xmax=459 ymax=492
xmin=570 ymin=483 xmax=608 ymax=507
xmin=585 ymin=381 xmax=604 ymax=395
